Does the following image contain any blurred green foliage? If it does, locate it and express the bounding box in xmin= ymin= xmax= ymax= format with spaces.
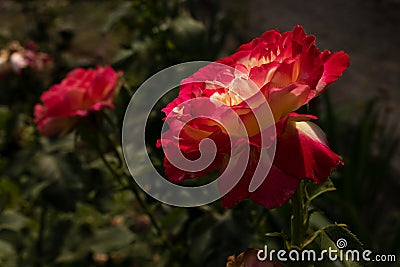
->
xmin=0 ymin=1 xmax=399 ymax=267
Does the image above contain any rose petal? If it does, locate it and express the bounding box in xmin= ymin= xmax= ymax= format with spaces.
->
xmin=316 ymin=51 xmax=350 ymax=94
xmin=274 ymin=113 xmax=343 ymax=183
xmin=250 ymin=166 xmax=300 ymax=209
xmin=267 ymin=82 xmax=314 ymax=121
xmin=220 ymin=147 xmax=299 ymax=209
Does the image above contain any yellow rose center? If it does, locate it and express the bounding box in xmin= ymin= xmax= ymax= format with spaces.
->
xmin=210 ymin=91 xmax=243 ymax=106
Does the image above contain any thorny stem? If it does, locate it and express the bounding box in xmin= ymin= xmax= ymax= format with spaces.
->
xmin=90 ymin=116 xmax=171 ymax=248
xmin=99 ymin=110 xmax=123 ymax=168
xmin=35 ymin=204 xmax=47 ymax=267
xmin=291 ymin=181 xmax=307 ymax=249
xmin=97 ymin=147 xmax=171 ymax=248
xmin=289 ymin=181 xmax=311 ymax=267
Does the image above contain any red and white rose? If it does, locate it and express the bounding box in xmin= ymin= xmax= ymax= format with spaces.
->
xmin=158 ymin=25 xmax=349 ymax=209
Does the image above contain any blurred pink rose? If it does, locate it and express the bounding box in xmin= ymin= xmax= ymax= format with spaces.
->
xmin=34 ymin=66 xmax=120 ymax=136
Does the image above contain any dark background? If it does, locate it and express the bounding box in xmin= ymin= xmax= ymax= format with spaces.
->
xmin=0 ymin=1 xmax=399 ymax=266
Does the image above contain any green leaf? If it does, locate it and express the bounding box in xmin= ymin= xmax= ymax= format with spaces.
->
xmin=102 ymin=2 xmax=134 ymax=33
xmin=317 ymin=225 xmax=364 ymax=267
xmin=74 ymin=203 xmax=104 ymax=226
xmin=160 ymin=208 xmax=188 ymax=237
xmin=0 ymin=239 xmax=16 ymax=267
xmin=0 ymin=239 xmax=15 ymax=258
xmin=57 ymin=225 xmax=136 ymax=263
xmin=0 ymin=106 xmax=10 ymax=130
xmin=0 ymin=210 xmax=29 ymax=232
xmin=26 ymin=180 xmax=51 ymax=201
xmin=32 ymin=152 xmax=85 ymax=212
xmin=187 ymin=215 xmax=215 ymax=265
xmin=306 ymin=178 xmax=336 ymax=202
xmin=170 ymin=15 xmax=206 ymax=51
xmin=324 ymin=225 xmax=363 ymax=252
xmin=112 ymin=49 xmax=135 ymax=66
xmin=88 ymin=226 xmax=135 ymax=253
xmin=309 ymin=211 xmax=332 ymax=230
xmin=0 ymin=179 xmax=21 ymax=209
xmin=265 ymin=232 xmax=287 ymax=238
xmin=188 ymin=210 xmax=256 ymax=267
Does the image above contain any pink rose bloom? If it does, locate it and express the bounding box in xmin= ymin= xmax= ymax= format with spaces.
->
xmin=158 ymin=26 xmax=349 ymax=209
xmin=34 ymin=66 xmax=120 ymax=136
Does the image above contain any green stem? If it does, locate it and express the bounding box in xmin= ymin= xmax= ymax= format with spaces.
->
xmin=128 ymin=181 xmax=166 ymax=242
xmin=289 ymin=181 xmax=314 ymax=267
xmin=97 ymin=148 xmax=172 ymax=248
xmin=90 ymin=120 xmax=171 ymax=248
xmin=97 ymin=145 xmax=124 ymax=186
xmin=122 ymin=79 xmax=134 ymax=96
xmin=94 ymin=111 xmax=123 ymax=169
xmin=35 ymin=204 xmax=47 ymax=267
xmin=290 ymin=181 xmax=307 ymax=249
